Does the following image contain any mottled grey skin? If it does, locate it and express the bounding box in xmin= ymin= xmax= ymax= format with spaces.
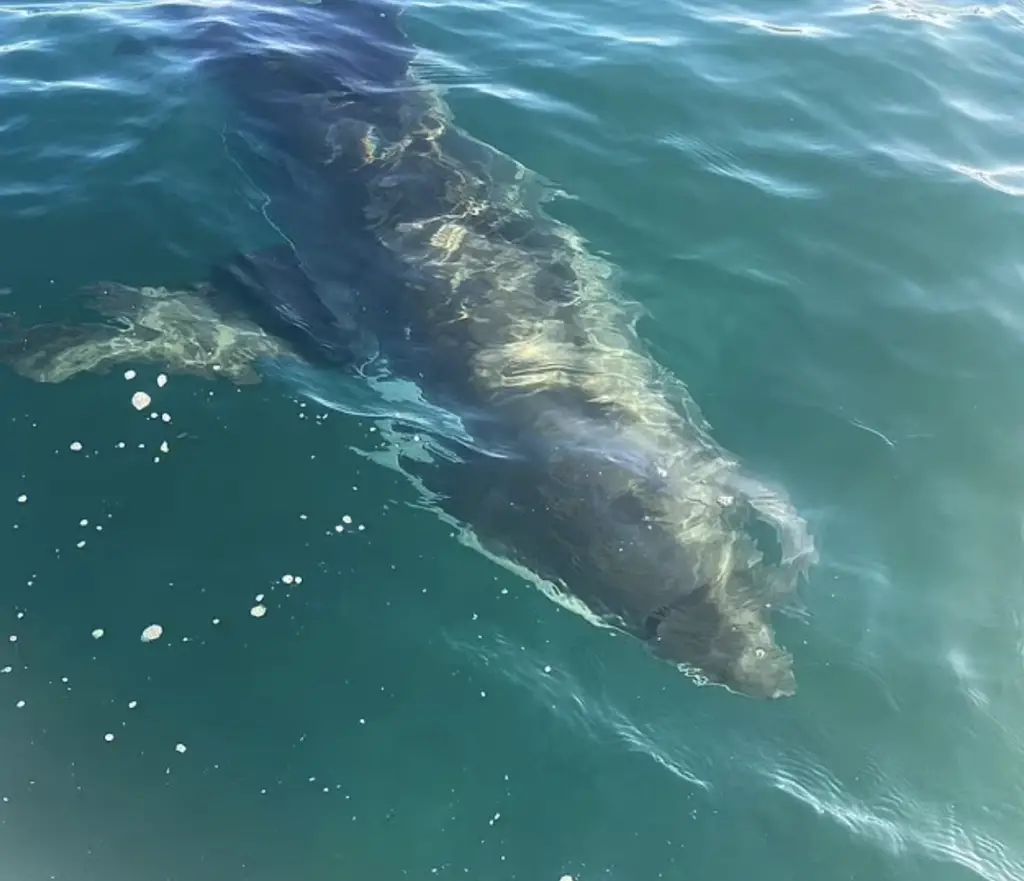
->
xmin=0 ymin=0 xmax=816 ymax=698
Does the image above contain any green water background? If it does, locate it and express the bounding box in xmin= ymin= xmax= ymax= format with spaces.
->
xmin=1 ymin=0 xmax=1023 ymax=879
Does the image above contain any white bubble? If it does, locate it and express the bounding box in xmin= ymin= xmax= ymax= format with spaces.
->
xmin=91 ymin=628 xmax=104 ymax=640
xmin=161 ymin=413 xmax=171 ymax=423
xmin=9 ymin=635 xmax=17 ymax=643
xmin=124 ymin=369 xmax=136 ymax=380
xmin=342 ymin=515 xmax=352 ymax=525
xmin=128 ymin=700 xmax=138 ymax=709
xmin=250 ymin=604 xmax=267 ymax=618
xmin=282 ymin=574 xmax=294 ymax=585
xmin=104 ymin=733 xmax=115 ymax=743
xmin=16 ymin=700 xmax=25 ymax=709
xmin=175 ymin=743 xmax=187 ymax=754
xmin=157 ymin=374 xmax=168 ymax=388
xmin=79 ymin=519 xmax=88 ymax=527
xmin=140 ymin=624 xmax=163 ymax=643
xmin=212 ymin=618 xmax=220 ymax=625
xmin=334 ymin=524 xmax=344 ymax=533
xmin=76 ymin=540 xmax=86 ymax=549
xmin=159 ymin=441 xmax=169 ymax=454
xmin=16 ymin=494 xmax=26 ymax=504
xmin=255 ymin=593 xmax=265 ymax=603
xmin=69 ymin=441 xmax=83 ymax=452
xmin=294 ymin=576 xmax=303 ymax=585
xmin=131 ymin=391 xmax=152 ymax=411
xmin=543 ymin=665 xmax=552 ymax=674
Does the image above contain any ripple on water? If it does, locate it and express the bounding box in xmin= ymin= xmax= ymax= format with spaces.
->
xmin=446 ymin=632 xmax=714 ymax=791
xmin=947 ymin=163 xmax=1024 ymax=197
xmin=766 ymin=750 xmax=1024 ymax=881
xmin=839 ymin=0 xmax=1024 ymax=29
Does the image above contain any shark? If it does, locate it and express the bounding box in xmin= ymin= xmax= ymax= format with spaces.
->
xmin=0 ymin=0 xmax=817 ymax=698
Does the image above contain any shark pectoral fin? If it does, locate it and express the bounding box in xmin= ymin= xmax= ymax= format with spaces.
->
xmin=208 ymin=244 xmax=369 ymax=369
xmin=0 ymin=319 xmax=129 ymax=383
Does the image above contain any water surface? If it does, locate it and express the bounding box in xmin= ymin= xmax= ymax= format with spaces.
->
xmin=1 ymin=0 xmax=1023 ymax=879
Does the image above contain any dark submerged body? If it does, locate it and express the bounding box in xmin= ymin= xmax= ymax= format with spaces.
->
xmin=118 ymin=0 xmax=813 ymax=697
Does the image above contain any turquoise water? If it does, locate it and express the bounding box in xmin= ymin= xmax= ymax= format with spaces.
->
xmin=1 ymin=0 xmax=1024 ymax=879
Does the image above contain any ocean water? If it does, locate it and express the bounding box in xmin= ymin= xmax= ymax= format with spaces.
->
xmin=1 ymin=0 xmax=1023 ymax=879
